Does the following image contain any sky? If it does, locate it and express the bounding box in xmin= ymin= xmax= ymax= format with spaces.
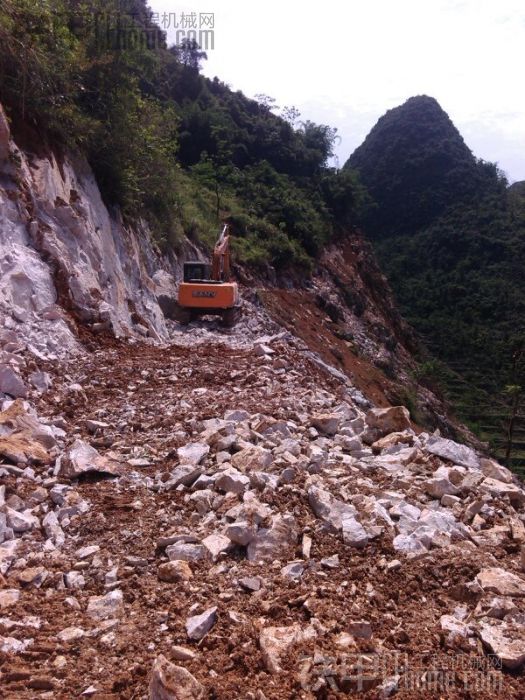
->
xmin=148 ymin=0 xmax=525 ymax=182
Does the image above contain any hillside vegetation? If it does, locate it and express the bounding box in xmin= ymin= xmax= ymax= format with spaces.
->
xmin=0 ymin=0 xmax=368 ymax=270
xmin=346 ymin=96 xmax=525 ymax=469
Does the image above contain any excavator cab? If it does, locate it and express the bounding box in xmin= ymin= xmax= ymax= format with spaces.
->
xmin=174 ymin=225 xmax=240 ymax=327
xmin=183 ymin=262 xmax=212 ymax=283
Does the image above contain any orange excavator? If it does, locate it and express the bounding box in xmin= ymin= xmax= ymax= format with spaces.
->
xmin=175 ymin=224 xmax=240 ymax=327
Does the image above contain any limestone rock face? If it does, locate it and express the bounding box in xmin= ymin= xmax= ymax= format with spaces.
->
xmin=0 ymin=104 xmax=10 ymax=161
xmin=0 ymin=110 xmax=191 ymax=354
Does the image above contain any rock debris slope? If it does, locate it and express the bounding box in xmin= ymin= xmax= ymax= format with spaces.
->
xmin=1 ymin=311 xmax=525 ymax=699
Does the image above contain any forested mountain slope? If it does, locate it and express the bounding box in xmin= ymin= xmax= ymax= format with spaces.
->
xmin=346 ymin=96 xmax=525 ymax=469
xmin=0 ymin=0 xmax=368 ymax=272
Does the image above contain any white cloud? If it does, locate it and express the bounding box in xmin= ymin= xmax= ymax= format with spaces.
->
xmin=149 ymin=0 xmax=525 ymax=180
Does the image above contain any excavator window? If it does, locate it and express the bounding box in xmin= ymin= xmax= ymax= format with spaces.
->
xmin=183 ymin=262 xmax=211 ymax=283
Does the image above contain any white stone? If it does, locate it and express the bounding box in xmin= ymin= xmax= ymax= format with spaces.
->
xmin=186 ymin=606 xmax=217 ymax=641
xmin=65 ymin=571 xmax=86 ymax=589
xmin=0 ymin=589 xmax=20 ymax=609
xmin=365 ymin=406 xmax=411 ymax=435
xmin=42 ymin=511 xmax=65 ymax=547
xmin=259 ymin=624 xmax=317 ymax=673
xmin=1 ymin=636 xmax=33 ymax=653
xmin=342 ymin=517 xmax=369 ymax=548
xmin=247 ymin=514 xmax=298 ymax=562
xmin=166 ymin=543 xmax=209 ymax=562
xmin=425 ymin=477 xmax=460 ymax=499
xmin=479 ymin=458 xmax=513 ymax=484
xmin=231 ymin=445 xmax=272 ymax=472
xmin=479 ymin=478 xmax=525 ymax=504
xmin=177 ymin=442 xmax=209 ymax=466
xmin=75 ymin=545 xmax=100 ymax=560
xmin=215 ymin=467 xmax=250 ymax=494
xmin=86 ymin=590 xmax=123 ymax=620
xmin=475 ymin=568 xmax=525 ymax=597
xmin=224 ymin=409 xmax=250 ymax=422
xmin=29 ymin=371 xmax=52 ymax=392
xmin=311 ymin=413 xmax=340 ymax=436
xmin=225 ymin=520 xmax=257 ymax=546
xmin=167 ymin=464 xmax=203 ymax=488
xmin=308 ymin=486 xmax=357 ymax=531
xmin=201 ymin=533 xmax=232 ymax=561
xmin=425 ymin=436 xmax=479 ymax=469
xmin=392 ymin=533 xmax=428 ymax=554
xmin=6 ymin=507 xmax=38 ymax=533
xmin=149 ymin=654 xmax=205 ymax=699
xmin=478 ymin=620 xmax=525 ymax=669
xmin=0 ymin=366 xmax=27 ymax=398
xmin=62 ymin=440 xmax=121 ymax=479
xmin=57 ymin=626 xmax=85 ymax=643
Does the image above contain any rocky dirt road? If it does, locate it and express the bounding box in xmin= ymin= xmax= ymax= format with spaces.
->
xmin=1 ymin=318 xmax=525 ymax=698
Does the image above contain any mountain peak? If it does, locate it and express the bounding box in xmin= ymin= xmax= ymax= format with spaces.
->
xmin=345 ymin=96 xmax=478 ymax=235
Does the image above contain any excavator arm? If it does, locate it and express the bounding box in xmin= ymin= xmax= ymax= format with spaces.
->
xmin=211 ymin=224 xmax=231 ymax=282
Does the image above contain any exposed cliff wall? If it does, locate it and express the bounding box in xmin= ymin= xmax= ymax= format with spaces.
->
xmin=0 ymin=103 xmax=193 ymax=357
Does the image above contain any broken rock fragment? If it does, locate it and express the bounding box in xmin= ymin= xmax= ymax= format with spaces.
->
xmin=5 ymin=507 xmax=38 ymax=533
xmin=0 ymin=366 xmax=27 ymax=398
xmin=475 ymin=568 xmax=525 ymax=597
xmin=61 ymin=440 xmax=122 ymax=479
xmin=186 ymin=606 xmax=217 ymax=641
xmin=259 ymin=624 xmax=317 ymax=673
xmin=478 ymin=620 xmax=525 ymax=669
xmin=157 ymin=560 xmax=193 ymax=582
xmin=176 ymin=442 xmax=209 ymax=466
xmin=225 ymin=520 xmax=257 ymax=546
xmin=231 ymin=445 xmax=272 ymax=472
xmin=86 ymin=590 xmax=123 ymax=620
xmin=247 ymin=514 xmax=298 ymax=562
xmin=308 ymin=485 xmax=357 ymax=532
xmin=424 ymin=435 xmax=480 ymax=469
xmin=42 ymin=511 xmax=65 ymax=547
xmin=365 ymin=406 xmax=411 ymax=437
xmin=201 ymin=533 xmax=232 ymax=561
xmin=311 ymin=413 xmax=340 ymax=436
xmin=149 ymin=654 xmax=205 ymax=700
xmin=0 ymin=589 xmax=20 ymax=609
xmin=166 ymin=543 xmax=209 ymax=563
xmin=166 ymin=464 xmax=203 ymax=489
xmin=342 ymin=517 xmax=369 ymax=548
xmin=479 ymin=458 xmax=513 ymax=484
xmin=215 ymin=466 xmax=249 ymax=494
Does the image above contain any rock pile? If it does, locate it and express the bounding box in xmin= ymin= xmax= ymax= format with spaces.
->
xmin=1 ymin=327 xmax=524 ymax=697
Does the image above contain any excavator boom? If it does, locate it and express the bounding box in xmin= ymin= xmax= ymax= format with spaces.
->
xmin=211 ymin=224 xmax=231 ymax=281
